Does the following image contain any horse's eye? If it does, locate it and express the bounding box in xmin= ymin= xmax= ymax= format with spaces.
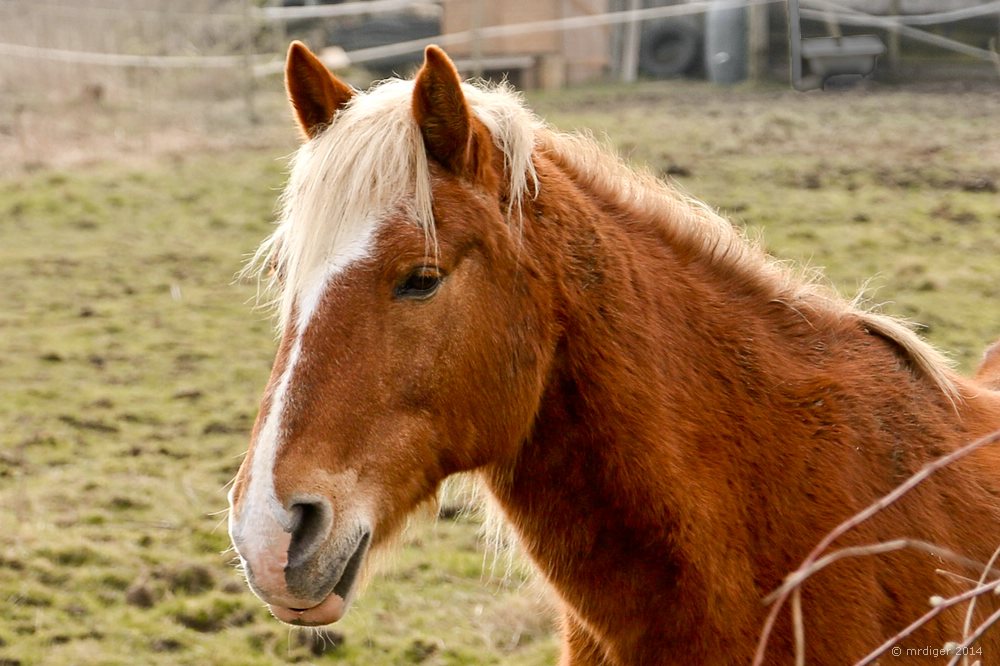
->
xmin=395 ymin=266 xmax=443 ymax=300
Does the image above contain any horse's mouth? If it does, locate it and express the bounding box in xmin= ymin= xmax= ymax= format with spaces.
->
xmin=332 ymin=528 xmax=370 ymax=599
xmin=271 ymin=529 xmax=371 ymax=627
xmin=270 ymin=592 xmax=346 ymax=626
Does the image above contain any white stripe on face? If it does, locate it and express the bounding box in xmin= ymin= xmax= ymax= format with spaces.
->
xmin=230 ymin=221 xmax=379 ymax=560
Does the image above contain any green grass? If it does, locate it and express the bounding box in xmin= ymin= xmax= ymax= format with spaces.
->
xmin=1 ymin=81 xmax=997 ymax=665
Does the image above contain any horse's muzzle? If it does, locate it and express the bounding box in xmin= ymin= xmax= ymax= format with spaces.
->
xmin=229 ymin=492 xmax=371 ymax=625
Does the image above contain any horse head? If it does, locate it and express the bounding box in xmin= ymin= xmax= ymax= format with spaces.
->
xmin=227 ymin=42 xmax=553 ymax=626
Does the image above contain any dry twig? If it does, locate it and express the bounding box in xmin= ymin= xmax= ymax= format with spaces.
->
xmin=946 ymin=605 xmax=1000 ymax=666
xmin=961 ymin=543 xmax=1000 ymax=666
xmin=855 ymin=578 xmax=1000 ymax=666
xmin=752 ymin=428 xmax=1000 ymax=666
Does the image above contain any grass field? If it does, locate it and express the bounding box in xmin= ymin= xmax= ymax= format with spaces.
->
xmin=1 ymin=79 xmax=998 ymax=665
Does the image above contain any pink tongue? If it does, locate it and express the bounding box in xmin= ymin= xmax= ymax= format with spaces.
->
xmin=269 ymin=593 xmax=347 ymax=626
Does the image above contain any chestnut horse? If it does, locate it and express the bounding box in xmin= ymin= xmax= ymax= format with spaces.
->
xmin=228 ymin=42 xmax=1000 ymax=664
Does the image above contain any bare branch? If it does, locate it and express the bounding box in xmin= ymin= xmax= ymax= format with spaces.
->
xmin=962 ymin=543 xmax=1000 ymax=666
xmin=936 ymin=569 xmax=982 ymax=586
xmin=855 ymin=578 xmax=1000 ymax=666
xmin=766 ymin=539 xmax=1000 ymax=606
xmin=793 ymin=587 xmax=805 ymax=666
xmin=753 ymin=428 xmax=1000 ymax=666
xmin=946 ymin=605 xmax=1000 ymax=666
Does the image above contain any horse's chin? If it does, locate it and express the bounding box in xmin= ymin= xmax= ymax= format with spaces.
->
xmin=268 ymin=593 xmax=347 ymax=626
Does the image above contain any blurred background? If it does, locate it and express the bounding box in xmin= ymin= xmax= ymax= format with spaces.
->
xmin=1 ymin=0 xmax=998 ymax=172
xmin=0 ymin=1 xmax=998 ymax=665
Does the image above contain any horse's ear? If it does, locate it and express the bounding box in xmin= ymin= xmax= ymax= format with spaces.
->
xmin=285 ymin=41 xmax=354 ymax=140
xmin=412 ymin=45 xmax=472 ymax=173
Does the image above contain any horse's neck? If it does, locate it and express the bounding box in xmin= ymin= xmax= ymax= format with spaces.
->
xmin=484 ymin=158 xmax=816 ymax=658
xmin=483 ymin=154 xmax=1000 ymax=661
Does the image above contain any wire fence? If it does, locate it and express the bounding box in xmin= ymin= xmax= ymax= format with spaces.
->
xmin=0 ymin=0 xmax=261 ymax=107
xmin=0 ymin=0 xmax=996 ymax=173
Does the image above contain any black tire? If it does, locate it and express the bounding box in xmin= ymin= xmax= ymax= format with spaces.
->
xmin=638 ymin=18 xmax=701 ymax=79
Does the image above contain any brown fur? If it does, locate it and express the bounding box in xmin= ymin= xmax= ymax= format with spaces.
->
xmin=231 ymin=45 xmax=1000 ymax=665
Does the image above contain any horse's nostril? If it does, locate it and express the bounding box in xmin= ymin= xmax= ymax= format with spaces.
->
xmin=286 ymin=498 xmax=332 ymax=570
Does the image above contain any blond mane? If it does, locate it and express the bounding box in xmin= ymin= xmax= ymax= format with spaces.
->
xmin=536 ymin=129 xmax=960 ymax=404
xmin=250 ymin=76 xmax=959 ymax=403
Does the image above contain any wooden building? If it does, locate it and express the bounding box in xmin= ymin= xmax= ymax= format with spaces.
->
xmin=441 ymin=0 xmax=612 ymax=87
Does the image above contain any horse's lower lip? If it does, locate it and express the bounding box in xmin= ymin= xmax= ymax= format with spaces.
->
xmin=269 ymin=593 xmax=346 ymax=626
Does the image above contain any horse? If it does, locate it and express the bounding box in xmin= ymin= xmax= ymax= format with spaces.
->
xmin=227 ymin=42 xmax=1000 ymax=665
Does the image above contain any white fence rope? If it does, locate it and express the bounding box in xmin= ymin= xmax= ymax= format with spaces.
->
xmin=258 ymin=0 xmax=437 ymax=21
xmin=865 ymin=0 xmax=1000 ymax=25
xmin=0 ymin=41 xmax=259 ymax=68
xmin=17 ymin=0 xmax=432 ymax=21
xmin=254 ymin=0 xmax=1000 ymax=24
xmin=16 ymin=0 xmax=245 ymax=20
xmin=254 ymin=0 xmax=784 ymax=75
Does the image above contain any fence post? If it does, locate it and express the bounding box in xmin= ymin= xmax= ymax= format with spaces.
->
xmin=620 ymin=0 xmax=641 ymax=82
xmin=887 ymin=0 xmax=901 ymax=75
xmin=242 ymin=0 xmax=258 ymax=125
xmin=748 ymin=2 xmax=769 ymax=82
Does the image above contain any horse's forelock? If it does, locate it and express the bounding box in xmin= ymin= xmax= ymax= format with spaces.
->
xmin=247 ymin=78 xmax=541 ymax=334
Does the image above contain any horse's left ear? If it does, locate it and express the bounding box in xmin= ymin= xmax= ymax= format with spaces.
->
xmin=412 ymin=45 xmax=472 ymax=173
xmin=285 ymin=41 xmax=355 ymax=140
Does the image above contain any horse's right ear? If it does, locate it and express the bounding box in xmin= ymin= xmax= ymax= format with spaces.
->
xmin=285 ymin=41 xmax=354 ymax=140
xmin=412 ymin=45 xmax=472 ymax=174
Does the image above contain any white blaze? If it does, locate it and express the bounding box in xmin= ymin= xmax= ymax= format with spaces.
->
xmin=230 ymin=224 xmax=378 ymax=557
xmin=229 ymin=76 xmax=539 ymax=558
